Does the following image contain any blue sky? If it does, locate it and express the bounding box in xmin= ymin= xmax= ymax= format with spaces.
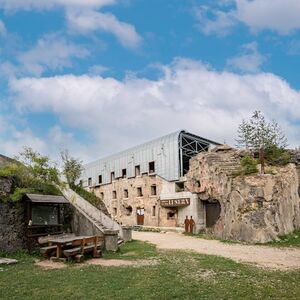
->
xmin=0 ymin=0 xmax=299 ymax=162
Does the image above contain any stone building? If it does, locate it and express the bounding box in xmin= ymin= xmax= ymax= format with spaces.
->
xmin=80 ymin=130 xmax=219 ymax=231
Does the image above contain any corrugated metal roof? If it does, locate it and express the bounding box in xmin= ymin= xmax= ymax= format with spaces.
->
xmin=80 ymin=130 xmax=219 ymax=186
xmin=25 ymin=193 xmax=69 ymax=204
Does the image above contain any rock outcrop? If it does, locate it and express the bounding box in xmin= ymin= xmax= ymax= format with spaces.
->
xmin=186 ymin=146 xmax=300 ymax=243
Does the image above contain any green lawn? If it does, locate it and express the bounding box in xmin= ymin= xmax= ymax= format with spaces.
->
xmin=0 ymin=241 xmax=299 ymax=300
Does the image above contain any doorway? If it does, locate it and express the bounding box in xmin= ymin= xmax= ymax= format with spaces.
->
xmin=205 ymin=201 xmax=221 ymax=228
xmin=136 ymin=207 xmax=144 ymax=225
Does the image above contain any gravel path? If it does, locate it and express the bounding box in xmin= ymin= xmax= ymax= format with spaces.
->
xmin=133 ymin=231 xmax=300 ymax=270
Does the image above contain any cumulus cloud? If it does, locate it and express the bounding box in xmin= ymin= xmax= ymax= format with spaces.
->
xmin=17 ymin=34 xmax=89 ymax=76
xmin=7 ymin=58 xmax=300 ymax=161
xmin=0 ymin=0 xmax=142 ymax=50
xmin=66 ymin=9 xmax=142 ymax=49
xmin=227 ymin=42 xmax=265 ymax=73
xmin=195 ymin=0 xmax=300 ymax=35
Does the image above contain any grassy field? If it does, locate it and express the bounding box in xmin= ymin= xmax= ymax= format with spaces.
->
xmin=0 ymin=241 xmax=299 ymax=300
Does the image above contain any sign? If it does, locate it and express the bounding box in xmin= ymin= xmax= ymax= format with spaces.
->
xmin=160 ymin=198 xmax=190 ymax=207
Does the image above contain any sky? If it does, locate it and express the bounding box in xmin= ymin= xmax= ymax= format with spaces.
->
xmin=0 ymin=0 xmax=300 ymax=163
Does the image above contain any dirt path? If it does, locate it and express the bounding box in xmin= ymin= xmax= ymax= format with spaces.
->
xmin=133 ymin=231 xmax=300 ymax=270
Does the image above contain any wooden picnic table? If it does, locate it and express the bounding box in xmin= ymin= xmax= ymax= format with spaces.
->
xmin=47 ymin=235 xmax=95 ymax=258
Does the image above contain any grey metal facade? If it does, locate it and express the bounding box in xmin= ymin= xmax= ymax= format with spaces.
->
xmin=80 ymin=130 xmax=219 ymax=186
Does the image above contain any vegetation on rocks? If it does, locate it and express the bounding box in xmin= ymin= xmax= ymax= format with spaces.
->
xmin=0 ymin=147 xmax=61 ymax=202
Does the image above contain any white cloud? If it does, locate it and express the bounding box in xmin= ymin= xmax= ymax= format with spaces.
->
xmin=88 ymin=64 xmax=109 ymax=75
xmin=7 ymin=58 xmax=300 ymax=162
xmin=0 ymin=19 xmax=6 ymax=36
xmin=195 ymin=5 xmax=236 ymax=36
xmin=0 ymin=0 xmax=116 ymax=11
xmin=0 ymin=0 xmax=142 ymax=50
xmin=66 ymin=9 xmax=142 ymax=49
xmin=195 ymin=0 xmax=300 ymax=35
xmin=17 ymin=34 xmax=89 ymax=76
xmin=227 ymin=42 xmax=265 ymax=73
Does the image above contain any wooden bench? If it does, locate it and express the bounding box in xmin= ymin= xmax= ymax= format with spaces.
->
xmin=63 ymin=236 xmax=103 ymax=260
xmin=38 ymin=234 xmax=75 ymax=258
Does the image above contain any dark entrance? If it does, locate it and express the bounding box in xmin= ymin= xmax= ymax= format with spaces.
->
xmin=136 ymin=207 xmax=144 ymax=225
xmin=205 ymin=201 xmax=221 ymax=228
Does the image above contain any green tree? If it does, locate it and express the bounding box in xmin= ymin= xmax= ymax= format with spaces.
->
xmin=236 ymin=111 xmax=289 ymax=173
xmin=60 ymin=150 xmax=83 ymax=186
xmin=16 ymin=147 xmax=59 ymax=183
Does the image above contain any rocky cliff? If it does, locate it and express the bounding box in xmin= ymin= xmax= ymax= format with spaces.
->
xmin=186 ymin=146 xmax=300 ymax=243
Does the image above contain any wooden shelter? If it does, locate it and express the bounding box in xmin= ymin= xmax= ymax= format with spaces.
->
xmin=24 ymin=193 xmax=69 ymax=252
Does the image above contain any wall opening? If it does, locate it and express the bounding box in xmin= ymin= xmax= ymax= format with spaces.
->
xmin=122 ymin=169 xmax=127 ymax=178
xmin=112 ymin=190 xmax=117 ymax=199
xmin=125 ymin=206 xmax=133 ymax=216
xmin=149 ymin=161 xmax=155 ymax=173
xmin=204 ymin=200 xmax=221 ymax=228
xmin=137 ymin=187 xmax=143 ymax=197
xmin=124 ymin=189 xmax=128 ymax=198
xmin=151 ymin=185 xmax=157 ymax=195
xmin=98 ymin=175 xmax=102 ymax=184
xmin=135 ymin=165 xmax=140 ymax=176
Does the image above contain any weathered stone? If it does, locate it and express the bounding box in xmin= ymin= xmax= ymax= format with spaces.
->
xmin=121 ymin=226 xmax=133 ymax=242
xmin=186 ymin=148 xmax=300 ymax=243
xmin=104 ymin=230 xmax=119 ymax=251
xmin=0 ymin=258 xmax=18 ymax=265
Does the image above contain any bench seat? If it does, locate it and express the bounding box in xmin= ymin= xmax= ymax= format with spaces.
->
xmin=63 ymin=244 xmax=102 ymax=257
xmin=40 ymin=245 xmax=57 ymax=257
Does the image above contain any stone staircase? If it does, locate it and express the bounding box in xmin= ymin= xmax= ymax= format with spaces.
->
xmin=205 ymin=152 xmax=241 ymax=177
xmin=61 ymin=186 xmax=124 ymax=242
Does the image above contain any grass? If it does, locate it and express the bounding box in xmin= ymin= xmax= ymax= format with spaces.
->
xmin=0 ymin=241 xmax=300 ymax=300
xmin=264 ymin=229 xmax=300 ymax=248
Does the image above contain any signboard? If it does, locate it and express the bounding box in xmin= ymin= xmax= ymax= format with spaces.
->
xmin=160 ymin=198 xmax=190 ymax=207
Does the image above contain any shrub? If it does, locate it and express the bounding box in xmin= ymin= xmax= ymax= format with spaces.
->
xmin=265 ymin=144 xmax=290 ymax=166
xmin=233 ymin=155 xmax=258 ymax=177
xmin=70 ymin=184 xmax=102 ymax=206
xmin=240 ymin=155 xmax=258 ymax=175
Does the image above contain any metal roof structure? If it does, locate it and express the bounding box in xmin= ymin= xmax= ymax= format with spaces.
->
xmin=24 ymin=193 xmax=69 ymax=204
xmin=80 ymin=130 xmax=220 ymax=186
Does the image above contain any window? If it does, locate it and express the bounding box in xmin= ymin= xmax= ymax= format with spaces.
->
xmin=149 ymin=161 xmax=155 ymax=173
xmin=113 ymin=207 xmax=117 ymax=215
xmin=79 ymin=180 xmax=83 ymax=186
xmin=88 ymin=177 xmax=92 ymax=186
xmin=98 ymin=175 xmax=102 ymax=184
xmin=152 ymin=205 xmax=156 ymax=217
xmin=125 ymin=206 xmax=133 ymax=216
xmin=32 ymin=205 xmax=58 ymax=225
xmin=175 ymin=182 xmax=184 ymax=192
xmin=100 ymin=192 xmax=104 ymax=200
xmin=151 ymin=185 xmax=157 ymax=196
xmin=167 ymin=211 xmax=176 ymax=219
xmin=137 ymin=187 xmax=143 ymax=197
xmin=135 ymin=165 xmax=140 ymax=176
xmin=122 ymin=169 xmax=127 ymax=178
xmin=124 ymin=189 xmax=128 ymax=198
xmin=112 ymin=190 xmax=117 ymax=199
xmin=111 ymin=172 xmax=115 ymax=182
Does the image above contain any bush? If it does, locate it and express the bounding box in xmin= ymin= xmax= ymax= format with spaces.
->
xmin=240 ymin=155 xmax=258 ymax=175
xmin=70 ymin=184 xmax=102 ymax=206
xmin=265 ymin=145 xmax=290 ymax=166
xmin=234 ymin=155 xmax=258 ymax=177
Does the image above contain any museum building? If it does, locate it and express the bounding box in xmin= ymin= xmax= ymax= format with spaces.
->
xmin=80 ymin=130 xmax=219 ymax=231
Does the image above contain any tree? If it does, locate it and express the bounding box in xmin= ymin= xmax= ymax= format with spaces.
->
xmin=236 ymin=111 xmax=289 ymax=173
xmin=236 ymin=111 xmax=287 ymax=150
xmin=60 ymin=150 xmax=83 ymax=186
xmin=16 ymin=147 xmax=59 ymax=184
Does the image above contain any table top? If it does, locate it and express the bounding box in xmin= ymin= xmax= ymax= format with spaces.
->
xmin=48 ymin=235 xmax=94 ymax=244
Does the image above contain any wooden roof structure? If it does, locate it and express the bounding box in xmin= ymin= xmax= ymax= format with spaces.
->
xmin=24 ymin=193 xmax=69 ymax=204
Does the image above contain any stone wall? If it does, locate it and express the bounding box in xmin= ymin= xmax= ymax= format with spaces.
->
xmin=186 ymin=146 xmax=300 ymax=243
xmin=0 ymin=176 xmax=26 ymax=252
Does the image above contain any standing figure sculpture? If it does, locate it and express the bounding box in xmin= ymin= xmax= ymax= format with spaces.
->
xmin=189 ymin=216 xmax=195 ymax=233
xmin=184 ymin=216 xmax=189 ymax=233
